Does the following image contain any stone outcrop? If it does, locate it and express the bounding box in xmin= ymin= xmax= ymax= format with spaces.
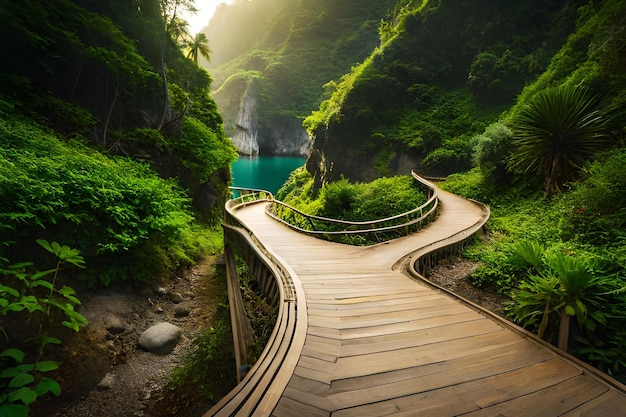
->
xmin=138 ymin=322 xmax=182 ymax=355
xmin=213 ymin=76 xmax=309 ymax=157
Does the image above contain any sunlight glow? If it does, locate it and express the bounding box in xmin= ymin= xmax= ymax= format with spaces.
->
xmin=186 ymin=0 xmax=235 ymax=34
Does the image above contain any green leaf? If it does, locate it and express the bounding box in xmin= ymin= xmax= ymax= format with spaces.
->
xmin=1 ymin=364 xmax=35 ymax=378
xmin=564 ymin=305 xmax=576 ymax=316
xmin=41 ymin=336 xmax=62 ymax=348
xmin=0 ymin=285 xmax=19 ymax=298
xmin=0 ymin=403 xmax=30 ymax=417
xmin=59 ymin=286 xmax=81 ymax=304
xmin=34 ymin=377 xmax=61 ymax=397
xmin=0 ymin=349 xmax=25 ymax=363
xmin=8 ymin=387 xmax=37 ymax=405
xmin=35 ymin=239 xmax=53 ymax=254
xmin=30 ymin=280 xmax=54 ymax=291
xmin=29 ymin=269 xmax=55 ymax=281
xmin=590 ymin=310 xmax=607 ymax=325
xmin=8 ymin=373 xmax=34 ymax=388
xmin=51 ymin=242 xmax=62 ymax=256
xmin=35 ymin=361 xmax=59 ymax=372
xmin=7 ymin=262 xmax=32 ymax=270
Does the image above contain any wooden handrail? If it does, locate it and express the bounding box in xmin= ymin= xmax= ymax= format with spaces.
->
xmin=208 ymin=195 xmax=306 ymax=416
xmin=264 ymin=171 xmax=439 ymax=242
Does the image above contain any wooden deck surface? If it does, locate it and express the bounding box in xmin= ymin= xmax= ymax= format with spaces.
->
xmin=208 ymin=188 xmax=626 ymax=416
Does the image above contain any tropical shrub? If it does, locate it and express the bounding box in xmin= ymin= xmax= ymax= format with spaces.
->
xmin=171 ymin=117 xmax=237 ymax=184
xmin=507 ymin=83 xmax=609 ymax=197
xmin=0 ymin=118 xmax=212 ymax=286
xmin=472 ymin=122 xmax=514 ymax=185
xmin=508 ymin=248 xmax=621 ymax=353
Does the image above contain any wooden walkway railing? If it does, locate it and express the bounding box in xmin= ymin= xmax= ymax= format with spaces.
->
xmin=206 ymin=174 xmax=626 ymax=416
xmin=265 ymin=171 xmax=438 ymax=243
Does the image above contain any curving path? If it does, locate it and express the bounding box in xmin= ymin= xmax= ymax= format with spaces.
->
xmin=207 ymin=186 xmax=626 ymax=416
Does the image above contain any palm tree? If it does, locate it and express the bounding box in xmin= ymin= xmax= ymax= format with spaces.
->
xmin=507 ymin=84 xmax=608 ymax=197
xmin=168 ymin=16 xmax=191 ymax=45
xmin=186 ymin=32 xmax=211 ymax=65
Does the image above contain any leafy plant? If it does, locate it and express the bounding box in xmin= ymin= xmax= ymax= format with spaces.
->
xmin=0 ymin=240 xmax=88 ymax=417
xmin=508 ymin=249 xmax=617 ymax=351
xmin=507 ymin=83 xmax=609 ymax=197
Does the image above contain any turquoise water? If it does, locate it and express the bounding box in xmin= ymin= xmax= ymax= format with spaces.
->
xmin=231 ymin=156 xmax=306 ymax=194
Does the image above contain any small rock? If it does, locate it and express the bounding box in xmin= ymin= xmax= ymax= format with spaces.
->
xmin=174 ymin=301 xmax=193 ymax=317
xmin=138 ymin=322 xmax=182 ymax=354
xmin=97 ymin=373 xmax=114 ymax=390
xmin=168 ymin=292 xmax=183 ymax=304
xmin=103 ymin=314 xmax=127 ymax=335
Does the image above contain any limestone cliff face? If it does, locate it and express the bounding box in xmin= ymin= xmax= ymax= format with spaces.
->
xmin=213 ymin=76 xmax=309 ymax=157
xmin=259 ymin=115 xmax=309 ymax=156
xmin=231 ymin=91 xmax=259 ymax=156
xmin=306 ymin=125 xmax=418 ymax=188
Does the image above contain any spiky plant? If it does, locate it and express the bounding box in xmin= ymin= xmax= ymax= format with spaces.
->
xmin=508 ymin=84 xmax=608 ymax=197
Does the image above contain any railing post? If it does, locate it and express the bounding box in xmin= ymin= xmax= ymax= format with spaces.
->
xmin=224 ymin=244 xmax=254 ymax=383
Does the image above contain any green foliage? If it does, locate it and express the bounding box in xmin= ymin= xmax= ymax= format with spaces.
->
xmin=471 ymin=122 xmax=514 ymax=185
xmin=318 ymin=176 xmax=427 ymax=222
xmin=168 ymin=322 xmax=235 ymax=404
xmin=558 ymin=150 xmax=626 ymax=246
xmin=508 ymin=83 xmax=609 ymax=196
xmin=508 ymin=248 xmax=621 ymax=350
xmin=0 ymin=117 xmax=214 ymax=285
xmin=0 ymin=241 xmax=87 ymax=416
xmin=173 ymin=117 xmax=237 ymax=183
xmin=445 ymin=163 xmax=626 ymax=380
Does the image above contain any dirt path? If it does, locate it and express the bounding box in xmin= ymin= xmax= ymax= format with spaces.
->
xmin=35 ymin=257 xmax=221 ymax=417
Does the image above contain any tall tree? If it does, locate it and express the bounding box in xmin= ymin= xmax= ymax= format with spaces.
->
xmin=157 ymin=0 xmax=197 ymax=130
xmin=186 ymin=32 xmax=211 ymax=65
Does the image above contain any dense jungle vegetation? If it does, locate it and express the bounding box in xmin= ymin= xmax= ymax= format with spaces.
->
xmin=0 ymin=0 xmax=237 ymax=415
xmin=280 ymin=0 xmax=626 ymax=383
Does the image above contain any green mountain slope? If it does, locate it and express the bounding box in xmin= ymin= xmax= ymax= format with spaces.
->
xmin=205 ymin=0 xmax=396 ymax=155
xmin=305 ymin=0 xmax=591 ymax=183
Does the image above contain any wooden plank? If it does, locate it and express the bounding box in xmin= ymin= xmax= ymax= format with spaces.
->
xmin=286 ymin=341 xmax=556 ymax=411
xmin=272 ymin=396 xmax=329 ymax=417
xmin=294 ymin=330 xmax=522 ymax=384
xmin=457 ymin=357 xmax=583 ymax=409
xmin=561 ymin=389 xmax=626 ymax=417
xmin=338 ymin=310 xmax=485 ymax=339
xmin=460 ymin=375 xmax=608 ymax=417
xmin=306 ymin=295 xmax=457 ymax=317
xmin=301 ymin=319 xmax=501 ymax=360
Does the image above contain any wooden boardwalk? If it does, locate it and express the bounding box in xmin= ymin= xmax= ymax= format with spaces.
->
xmin=207 ymin=188 xmax=626 ymax=416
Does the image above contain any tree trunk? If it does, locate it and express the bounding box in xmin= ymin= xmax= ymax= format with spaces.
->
xmin=102 ymin=75 xmax=120 ymax=146
xmin=157 ymin=45 xmax=171 ymax=131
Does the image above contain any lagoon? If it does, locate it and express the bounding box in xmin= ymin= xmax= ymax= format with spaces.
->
xmin=231 ymin=156 xmax=306 ymax=195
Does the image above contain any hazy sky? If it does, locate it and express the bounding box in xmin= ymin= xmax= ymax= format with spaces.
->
xmin=186 ymin=0 xmax=234 ymax=33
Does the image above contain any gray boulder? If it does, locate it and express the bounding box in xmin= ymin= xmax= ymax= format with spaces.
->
xmin=138 ymin=322 xmax=182 ymax=354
